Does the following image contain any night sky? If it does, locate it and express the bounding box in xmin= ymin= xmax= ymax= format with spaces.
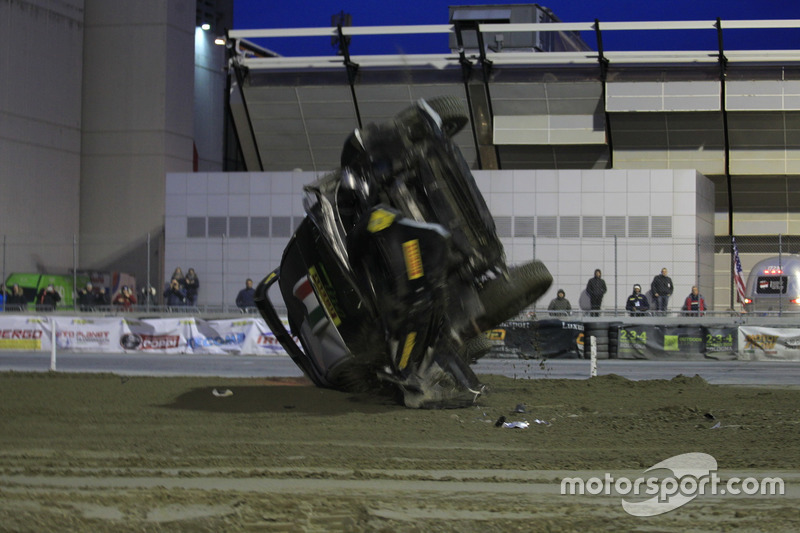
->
xmin=233 ymin=0 xmax=800 ymax=56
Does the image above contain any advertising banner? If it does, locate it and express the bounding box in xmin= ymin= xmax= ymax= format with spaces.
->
xmin=0 ymin=315 xmax=293 ymax=356
xmin=616 ymin=325 xmax=737 ymax=360
xmin=738 ymin=326 xmax=800 ymax=361
xmin=489 ymin=319 xmax=583 ymax=359
xmin=224 ymin=318 xmax=294 ymax=356
xmin=52 ymin=317 xmax=125 ymax=353
xmin=0 ymin=316 xmax=52 ymax=351
xmin=117 ymin=318 xmax=185 ymax=353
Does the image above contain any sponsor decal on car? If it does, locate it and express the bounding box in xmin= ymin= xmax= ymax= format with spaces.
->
xmin=402 ymin=239 xmax=424 ymax=280
xmin=398 ymin=331 xmax=417 ymax=370
xmin=367 ymin=208 xmax=396 ymax=233
xmin=308 ymin=266 xmax=342 ymax=327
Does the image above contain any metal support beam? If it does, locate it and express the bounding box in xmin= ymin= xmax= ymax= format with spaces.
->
xmin=594 ymin=19 xmax=613 ymax=169
xmin=336 ymin=23 xmax=362 ymax=129
xmin=455 ymin=26 xmax=483 ymax=169
xmin=228 ymin=60 xmax=264 ymax=171
xmin=716 ymin=18 xmax=735 ymax=309
xmin=474 ymin=27 xmax=501 ymax=169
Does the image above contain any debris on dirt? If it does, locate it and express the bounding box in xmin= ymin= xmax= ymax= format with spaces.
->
xmin=494 ymin=415 xmax=507 ymax=427
xmin=513 ymin=403 xmax=526 ymax=413
xmin=502 ymin=421 xmax=530 ymax=429
xmin=211 ymin=388 xmax=233 ymax=397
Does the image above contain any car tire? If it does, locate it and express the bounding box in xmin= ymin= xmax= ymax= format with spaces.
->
xmin=459 ymin=334 xmax=494 ymax=363
xmin=424 ymin=96 xmax=469 ymax=137
xmin=474 ymin=260 xmax=553 ymax=332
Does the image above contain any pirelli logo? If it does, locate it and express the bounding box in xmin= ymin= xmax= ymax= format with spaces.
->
xmin=402 ymin=239 xmax=424 ymax=280
xmin=308 ymin=266 xmax=342 ymax=327
xmin=399 ymin=331 xmax=417 ymax=370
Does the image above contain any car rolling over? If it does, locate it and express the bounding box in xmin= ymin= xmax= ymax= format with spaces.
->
xmin=255 ymin=96 xmax=552 ymax=408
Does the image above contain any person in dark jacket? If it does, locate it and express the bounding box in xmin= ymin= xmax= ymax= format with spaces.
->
xmin=547 ymin=289 xmax=572 ymax=316
xmin=77 ymin=282 xmax=109 ymax=311
xmin=586 ymin=269 xmax=607 ymax=317
xmin=6 ymin=284 xmax=27 ymax=311
xmin=682 ymin=286 xmax=706 ymax=316
xmin=163 ymin=278 xmax=187 ymax=307
xmin=626 ymin=284 xmax=650 ymax=316
xmin=650 ymin=267 xmax=673 ymax=315
xmin=140 ymin=285 xmax=158 ymax=309
xmin=36 ymin=284 xmax=61 ymax=312
xmin=236 ymin=278 xmax=256 ymax=310
xmin=184 ymin=268 xmax=200 ymax=306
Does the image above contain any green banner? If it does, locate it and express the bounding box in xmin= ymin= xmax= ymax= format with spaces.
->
xmin=617 ymin=325 xmax=737 ymax=360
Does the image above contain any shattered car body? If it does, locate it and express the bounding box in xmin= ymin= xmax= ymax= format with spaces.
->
xmin=255 ymin=96 xmax=552 ymax=408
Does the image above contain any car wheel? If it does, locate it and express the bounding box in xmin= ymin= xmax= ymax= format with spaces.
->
xmin=424 ymin=95 xmax=469 ymax=137
xmin=474 ymin=260 xmax=553 ymax=332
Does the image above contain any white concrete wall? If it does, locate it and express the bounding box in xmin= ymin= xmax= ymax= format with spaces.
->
xmin=165 ymin=169 xmax=715 ymax=312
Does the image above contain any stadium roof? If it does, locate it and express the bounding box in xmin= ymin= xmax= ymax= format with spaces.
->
xmin=224 ymin=19 xmax=800 ymax=214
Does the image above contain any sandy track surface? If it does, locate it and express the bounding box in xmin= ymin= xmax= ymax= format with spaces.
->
xmin=1 ymin=372 xmax=799 ymax=531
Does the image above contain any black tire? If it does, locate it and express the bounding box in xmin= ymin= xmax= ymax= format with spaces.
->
xmin=583 ymin=328 xmax=609 ymax=358
xmin=475 ymin=260 xmax=553 ymax=331
xmin=424 ymin=96 xmax=469 ymax=137
xmin=459 ymin=334 xmax=493 ymax=363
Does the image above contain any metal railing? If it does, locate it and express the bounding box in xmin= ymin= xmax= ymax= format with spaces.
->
xmin=3 ymin=233 xmax=800 ymax=317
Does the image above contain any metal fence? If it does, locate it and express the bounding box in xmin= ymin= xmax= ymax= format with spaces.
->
xmin=2 ymin=232 xmax=800 ymax=317
xmin=518 ymin=234 xmax=800 ymax=318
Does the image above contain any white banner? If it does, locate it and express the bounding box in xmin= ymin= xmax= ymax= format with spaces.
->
xmin=0 ymin=316 xmax=52 ymax=351
xmin=208 ymin=318 xmax=286 ymax=356
xmin=52 ymin=317 xmax=125 ymax=352
xmin=738 ymin=326 xmax=800 ymax=361
xmin=0 ymin=315 xmax=292 ymax=356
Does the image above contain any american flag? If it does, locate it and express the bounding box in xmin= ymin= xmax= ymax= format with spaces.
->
xmin=732 ymin=236 xmax=747 ymax=304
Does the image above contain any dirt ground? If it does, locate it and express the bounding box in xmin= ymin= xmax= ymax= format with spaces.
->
xmin=1 ymin=369 xmax=799 ymax=532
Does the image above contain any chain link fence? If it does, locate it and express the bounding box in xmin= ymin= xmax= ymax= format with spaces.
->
xmin=2 ymin=232 xmax=799 ymax=317
xmin=516 ymin=234 xmax=800 ymax=319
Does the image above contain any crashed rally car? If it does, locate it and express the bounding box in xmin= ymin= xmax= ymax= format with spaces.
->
xmin=255 ymin=96 xmax=552 ymax=408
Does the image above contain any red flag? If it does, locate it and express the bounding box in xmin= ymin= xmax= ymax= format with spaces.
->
xmin=732 ymin=237 xmax=747 ymax=304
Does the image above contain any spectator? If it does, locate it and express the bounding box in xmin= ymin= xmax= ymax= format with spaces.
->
xmin=113 ymin=286 xmax=137 ymax=311
xmin=547 ymin=289 xmax=572 ymax=316
xmin=0 ymin=284 xmax=6 ymax=312
xmin=96 ymin=287 xmax=111 ymax=308
xmin=77 ymin=282 xmax=110 ymax=311
xmin=586 ymin=269 xmax=607 ymax=317
xmin=170 ymin=267 xmax=185 ymax=288
xmin=236 ymin=278 xmax=256 ymax=310
xmin=625 ymin=284 xmax=650 ymax=316
xmin=650 ymin=267 xmax=674 ymax=315
xmin=163 ymin=278 xmax=187 ymax=307
xmin=682 ymin=286 xmax=706 ymax=317
xmin=6 ymin=284 xmax=27 ymax=311
xmin=184 ymin=268 xmax=200 ymax=306
xmin=140 ymin=285 xmax=158 ymax=309
xmin=78 ymin=282 xmax=96 ymax=311
xmin=36 ymin=284 xmax=61 ymax=312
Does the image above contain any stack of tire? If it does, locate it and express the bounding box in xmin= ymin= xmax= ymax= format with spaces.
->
xmin=583 ymin=322 xmax=623 ymax=359
xmin=607 ymin=322 xmax=622 ymax=359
